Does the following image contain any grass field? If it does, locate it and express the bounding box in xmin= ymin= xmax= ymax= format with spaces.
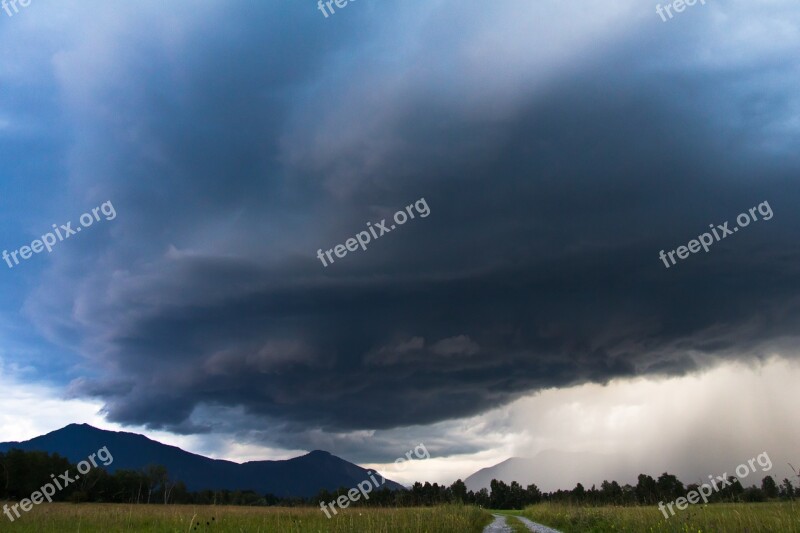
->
xmin=0 ymin=503 xmax=492 ymax=532
xmin=8 ymin=501 xmax=799 ymax=532
xmin=522 ymin=501 xmax=800 ymax=532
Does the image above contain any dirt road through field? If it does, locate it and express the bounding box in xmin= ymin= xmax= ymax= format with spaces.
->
xmin=482 ymin=513 xmax=563 ymax=533
xmin=483 ymin=514 xmax=513 ymax=532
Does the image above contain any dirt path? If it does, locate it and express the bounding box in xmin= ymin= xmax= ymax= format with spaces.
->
xmin=483 ymin=514 xmax=514 ymax=532
xmin=482 ymin=513 xmax=563 ymax=533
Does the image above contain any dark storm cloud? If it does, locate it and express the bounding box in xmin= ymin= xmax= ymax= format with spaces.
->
xmin=20 ymin=1 xmax=800 ymax=444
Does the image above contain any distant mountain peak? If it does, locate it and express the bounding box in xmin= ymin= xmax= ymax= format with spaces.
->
xmin=307 ymin=449 xmax=333 ymax=456
xmin=464 ymin=450 xmax=627 ymax=493
xmin=60 ymin=423 xmax=105 ymax=433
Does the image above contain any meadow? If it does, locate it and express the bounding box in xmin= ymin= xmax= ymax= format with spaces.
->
xmin=5 ymin=501 xmax=800 ymax=532
xmin=0 ymin=503 xmax=492 ymax=532
xmin=522 ymin=501 xmax=800 ymax=532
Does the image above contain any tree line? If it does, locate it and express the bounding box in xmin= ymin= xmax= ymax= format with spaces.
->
xmin=0 ymin=449 xmax=796 ymax=508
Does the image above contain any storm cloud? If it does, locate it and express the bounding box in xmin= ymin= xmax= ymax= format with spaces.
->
xmin=5 ymin=0 xmax=800 ymax=451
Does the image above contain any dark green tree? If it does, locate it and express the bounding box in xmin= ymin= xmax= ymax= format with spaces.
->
xmin=656 ymin=472 xmax=684 ymax=501
xmin=571 ymin=482 xmax=586 ymax=502
xmin=525 ymin=483 xmax=542 ymax=504
xmin=449 ymin=479 xmax=468 ymax=503
xmin=762 ymin=475 xmax=778 ymax=499
xmin=635 ymin=474 xmax=658 ymax=504
xmin=489 ymin=479 xmax=510 ymax=508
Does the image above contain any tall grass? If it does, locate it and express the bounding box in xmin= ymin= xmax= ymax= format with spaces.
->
xmin=522 ymin=501 xmax=800 ymax=532
xmin=0 ymin=503 xmax=492 ymax=532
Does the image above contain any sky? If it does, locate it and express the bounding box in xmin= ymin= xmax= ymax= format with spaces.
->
xmin=1 ymin=0 xmax=799 ymax=488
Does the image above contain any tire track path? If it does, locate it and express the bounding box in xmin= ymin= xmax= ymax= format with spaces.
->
xmin=482 ymin=513 xmax=563 ymax=533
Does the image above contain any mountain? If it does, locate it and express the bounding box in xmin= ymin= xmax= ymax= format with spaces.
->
xmin=0 ymin=424 xmax=405 ymax=498
xmin=464 ymin=450 xmax=630 ymax=493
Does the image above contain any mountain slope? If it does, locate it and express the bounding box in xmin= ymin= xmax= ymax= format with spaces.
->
xmin=464 ymin=450 xmax=629 ymax=493
xmin=0 ymin=424 xmax=404 ymax=497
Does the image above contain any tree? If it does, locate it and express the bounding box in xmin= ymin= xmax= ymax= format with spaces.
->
xmin=450 ymin=479 xmax=468 ymax=503
xmin=144 ymin=464 xmax=168 ymax=504
xmin=600 ymin=480 xmax=622 ymax=504
xmin=656 ymin=472 xmax=684 ymax=502
xmin=508 ymin=481 xmax=526 ymax=509
xmin=0 ymin=449 xmax=73 ymax=501
xmin=635 ymin=474 xmax=658 ymax=505
xmin=489 ymin=479 xmax=510 ymax=509
xmin=762 ymin=476 xmax=778 ymax=499
xmin=169 ymin=481 xmax=189 ymax=504
xmin=742 ymin=486 xmax=765 ymax=502
xmin=779 ymin=478 xmax=795 ymax=500
xmin=571 ymin=483 xmax=586 ymax=502
xmin=723 ymin=476 xmax=744 ymax=501
xmin=525 ymin=483 xmax=542 ymax=504
xmin=475 ymin=487 xmax=490 ymax=508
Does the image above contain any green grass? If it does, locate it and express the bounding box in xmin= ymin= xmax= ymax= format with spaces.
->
xmin=505 ymin=516 xmax=531 ymax=533
xmin=0 ymin=503 xmax=493 ymax=532
xmin=522 ymin=501 xmax=800 ymax=533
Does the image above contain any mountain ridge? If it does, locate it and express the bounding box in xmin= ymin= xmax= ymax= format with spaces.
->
xmin=0 ymin=424 xmax=405 ymax=498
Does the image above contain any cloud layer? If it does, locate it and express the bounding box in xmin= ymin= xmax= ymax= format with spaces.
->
xmin=2 ymin=0 xmax=799 ymax=459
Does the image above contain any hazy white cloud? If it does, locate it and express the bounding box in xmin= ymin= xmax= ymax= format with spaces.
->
xmin=0 ymin=359 xmax=201 ymax=454
xmin=381 ymin=356 xmax=800 ymax=488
